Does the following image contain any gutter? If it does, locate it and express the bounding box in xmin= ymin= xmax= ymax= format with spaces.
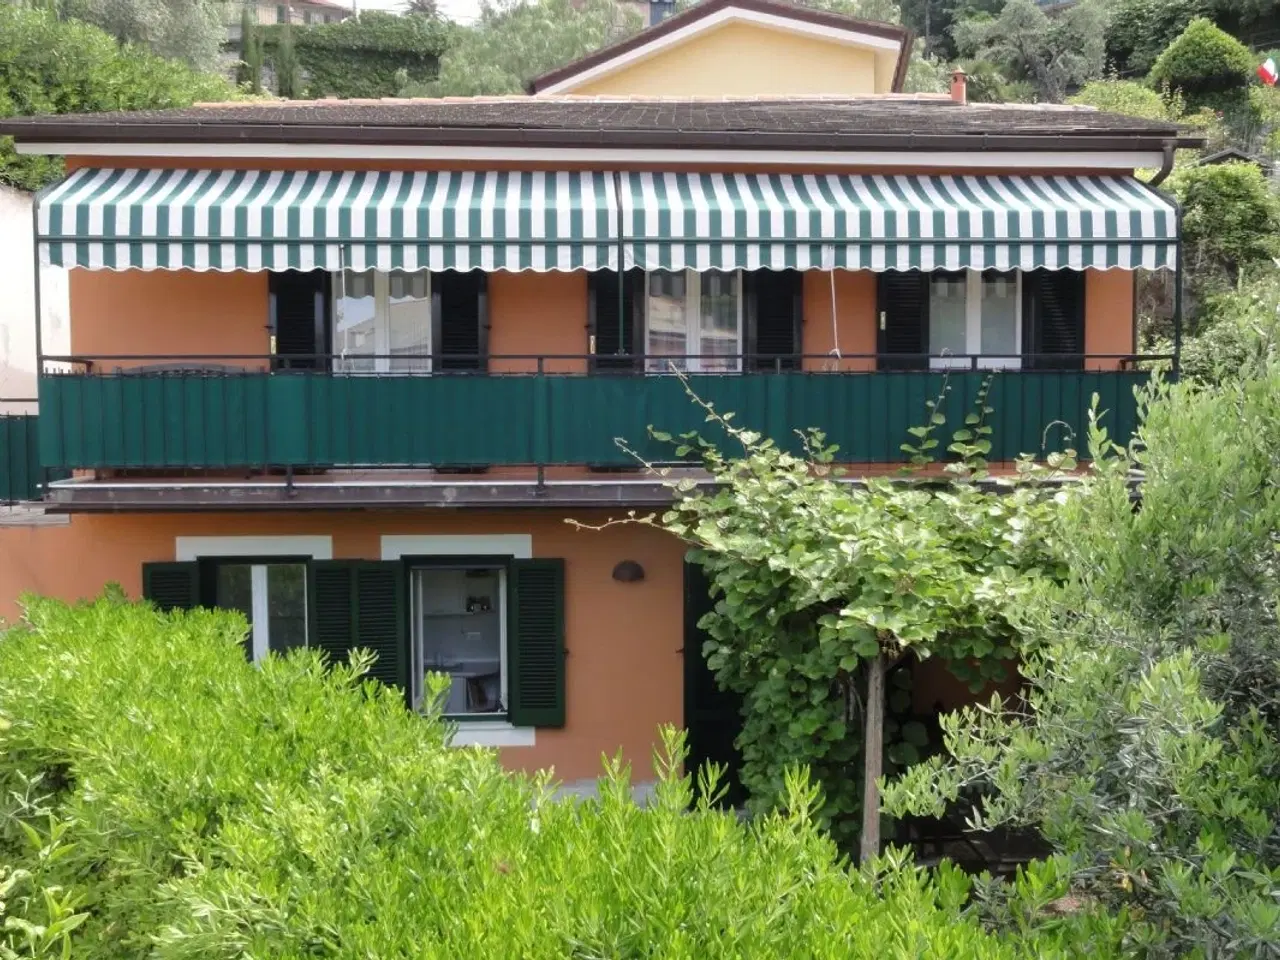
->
xmin=0 ymin=119 xmax=1205 ymax=156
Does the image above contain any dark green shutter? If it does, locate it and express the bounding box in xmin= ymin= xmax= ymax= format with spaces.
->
xmin=588 ymin=270 xmax=644 ymax=372
xmin=310 ymin=561 xmax=408 ymax=699
xmin=142 ymin=562 xmax=200 ymax=612
xmin=745 ymin=269 xmax=803 ymax=371
xmin=433 ymin=270 xmax=487 ymax=372
xmin=1023 ymin=269 xmax=1086 ymax=370
xmin=508 ymin=558 xmax=566 ymax=727
xmin=877 ymin=271 xmax=929 ymax=371
xmin=269 ymin=270 xmax=329 ymax=371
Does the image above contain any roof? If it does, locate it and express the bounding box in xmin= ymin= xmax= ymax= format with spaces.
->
xmin=526 ymin=0 xmax=913 ymax=94
xmin=0 ymin=95 xmax=1197 ymax=154
xmin=1197 ymin=147 xmax=1268 ymax=168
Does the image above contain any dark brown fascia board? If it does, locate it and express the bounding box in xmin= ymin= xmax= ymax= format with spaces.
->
xmin=525 ymin=0 xmax=911 ymax=94
xmin=0 ymin=120 xmax=1199 ymax=154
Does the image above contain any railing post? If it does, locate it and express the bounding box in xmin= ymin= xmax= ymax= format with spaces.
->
xmin=534 ymin=356 xmax=548 ymax=488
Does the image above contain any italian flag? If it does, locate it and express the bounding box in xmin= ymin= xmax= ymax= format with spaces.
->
xmin=1259 ymin=58 xmax=1278 ymax=86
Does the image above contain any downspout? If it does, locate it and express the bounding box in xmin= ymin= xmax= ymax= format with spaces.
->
xmin=1146 ymin=139 xmax=1183 ymax=378
xmin=30 ymin=188 xmax=46 ymax=496
xmin=612 ymin=171 xmax=625 ymax=359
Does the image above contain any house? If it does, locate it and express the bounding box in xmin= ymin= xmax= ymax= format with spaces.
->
xmin=0 ymin=0 xmax=1197 ymax=798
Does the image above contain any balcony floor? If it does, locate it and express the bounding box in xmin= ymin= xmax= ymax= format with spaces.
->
xmin=42 ymin=463 xmax=1033 ymax=512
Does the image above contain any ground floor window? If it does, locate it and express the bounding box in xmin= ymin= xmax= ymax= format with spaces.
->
xmin=333 ymin=269 xmax=432 ymax=373
xmin=929 ymin=270 xmax=1022 ymax=370
xmin=645 ymin=269 xmax=743 ymax=373
xmin=409 ymin=565 xmax=506 ymax=716
xmin=203 ymin=560 xmax=308 ymax=662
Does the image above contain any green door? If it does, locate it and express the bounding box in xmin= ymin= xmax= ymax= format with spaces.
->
xmin=683 ymin=561 xmax=746 ymax=809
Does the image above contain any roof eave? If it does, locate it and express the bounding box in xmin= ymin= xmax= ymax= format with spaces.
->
xmin=0 ymin=122 xmax=1198 ymax=154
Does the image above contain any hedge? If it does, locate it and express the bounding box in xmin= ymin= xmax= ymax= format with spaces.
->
xmin=0 ymin=592 xmax=1098 ymax=958
xmin=257 ymin=12 xmax=447 ymax=99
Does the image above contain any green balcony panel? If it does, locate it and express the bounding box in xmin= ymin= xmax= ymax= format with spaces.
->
xmin=37 ymin=370 xmax=1151 ymax=472
xmin=1 ymin=415 xmax=42 ymax=502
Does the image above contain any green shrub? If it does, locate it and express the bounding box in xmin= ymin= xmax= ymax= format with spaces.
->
xmin=1177 ymin=274 xmax=1280 ymax=383
xmin=1149 ymin=18 xmax=1255 ymax=115
xmin=0 ymin=5 xmax=238 ymax=191
xmin=1170 ymin=160 xmax=1280 ymax=291
xmin=0 ymin=593 xmax=1055 ymax=958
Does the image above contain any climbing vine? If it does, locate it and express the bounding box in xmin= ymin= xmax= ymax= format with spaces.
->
xmin=582 ymin=377 xmax=1075 ymax=855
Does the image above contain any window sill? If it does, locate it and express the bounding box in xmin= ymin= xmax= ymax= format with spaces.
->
xmin=449 ymin=720 xmax=536 ymax=748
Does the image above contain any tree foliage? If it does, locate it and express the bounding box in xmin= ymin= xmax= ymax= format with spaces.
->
xmin=601 ymin=380 xmax=1070 ymax=854
xmin=885 ymin=373 xmax=1280 ymax=957
xmin=57 ymin=0 xmax=226 ymax=73
xmin=1106 ymin=0 xmax=1209 ymax=77
xmin=423 ymin=0 xmax=641 ymax=97
xmin=1176 ymin=275 xmax=1280 ymax=384
xmin=953 ymin=0 xmax=1107 ymax=103
xmin=0 ymin=4 xmax=237 ymax=191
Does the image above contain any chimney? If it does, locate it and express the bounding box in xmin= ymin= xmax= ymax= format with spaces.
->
xmin=950 ymin=68 xmax=968 ymax=105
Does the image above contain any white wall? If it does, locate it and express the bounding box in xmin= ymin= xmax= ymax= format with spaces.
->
xmin=0 ymin=184 xmax=69 ymax=414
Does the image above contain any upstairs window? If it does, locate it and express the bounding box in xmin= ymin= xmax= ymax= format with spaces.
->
xmin=928 ymin=271 xmax=1022 ymax=370
xmin=333 ymin=270 xmax=432 ymax=373
xmin=645 ymin=269 xmax=743 ymax=373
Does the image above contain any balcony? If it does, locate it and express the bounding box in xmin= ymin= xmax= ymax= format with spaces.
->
xmin=21 ymin=354 xmax=1159 ymax=509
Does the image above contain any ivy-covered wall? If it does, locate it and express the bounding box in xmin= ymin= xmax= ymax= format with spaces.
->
xmin=257 ymin=12 xmax=447 ymax=99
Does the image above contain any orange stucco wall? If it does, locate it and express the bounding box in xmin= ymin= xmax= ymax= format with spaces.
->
xmin=0 ymin=510 xmax=685 ymax=784
xmin=801 ymin=270 xmax=877 ymax=371
xmin=69 ymin=269 xmax=268 ymax=365
xmin=1084 ymin=270 xmax=1136 ymax=369
xmin=487 ymin=272 xmax=588 ymax=374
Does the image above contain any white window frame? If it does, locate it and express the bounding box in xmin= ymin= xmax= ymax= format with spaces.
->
xmin=644 ymin=268 xmax=744 ymax=373
xmin=174 ymin=535 xmax=332 ymax=664
xmin=408 ymin=565 xmax=508 ymax=719
xmin=333 ymin=270 xmax=432 ymax=374
xmin=380 ymin=534 xmax=535 ymax=749
xmin=929 ymin=270 xmax=1023 ymax=372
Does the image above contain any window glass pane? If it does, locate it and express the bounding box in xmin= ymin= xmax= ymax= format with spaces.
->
xmin=215 ymin=564 xmax=253 ymax=628
xmin=646 ymin=270 xmax=688 ymax=372
xmin=387 ymin=270 xmax=431 ymax=374
xmin=267 ymin=564 xmax=308 ymax=655
xmin=929 ymin=275 xmax=967 ymax=360
xmin=698 ymin=270 xmax=740 ymax=372
xmin=980 ymin=273 xmax=1019 ymax=360
xmin=334 ymin=269 xmax=377 ymax=373
xmin=416 ymin=569 xmax=503 ymax=716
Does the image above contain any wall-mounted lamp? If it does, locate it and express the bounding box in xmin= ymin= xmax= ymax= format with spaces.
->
xmin=611 ymin=560 xmax=645 ymax=583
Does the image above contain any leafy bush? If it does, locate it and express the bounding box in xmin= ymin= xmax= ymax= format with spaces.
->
xmin=1149 ymin=18 xmax=1255 ymax=115
xmin=259 ymin=11 xmax=448 ymax=98
xmin=0 ymin=5 xmax=237 ymax=191
xmin=1169 ymin=160 xmax=1280 ymax=291
xmin=0 ymin=592 xmax=1055 ymax=958
xmin=1176 ymin=274 xmax=1280 ymax=383
xmin=885 ymin=374 xmax=1280 ymax=957
xmin=1069 ymin=79 xmax=1175 ymax=122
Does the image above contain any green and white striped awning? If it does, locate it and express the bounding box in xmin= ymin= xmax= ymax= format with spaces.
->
xmin=618 ymin=172 xmax=1177 ymax=272
xmin=37 ymin=168 xmax=1177 ymax=273
xmin=38 ymin=168 xmax=619 ymax=272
